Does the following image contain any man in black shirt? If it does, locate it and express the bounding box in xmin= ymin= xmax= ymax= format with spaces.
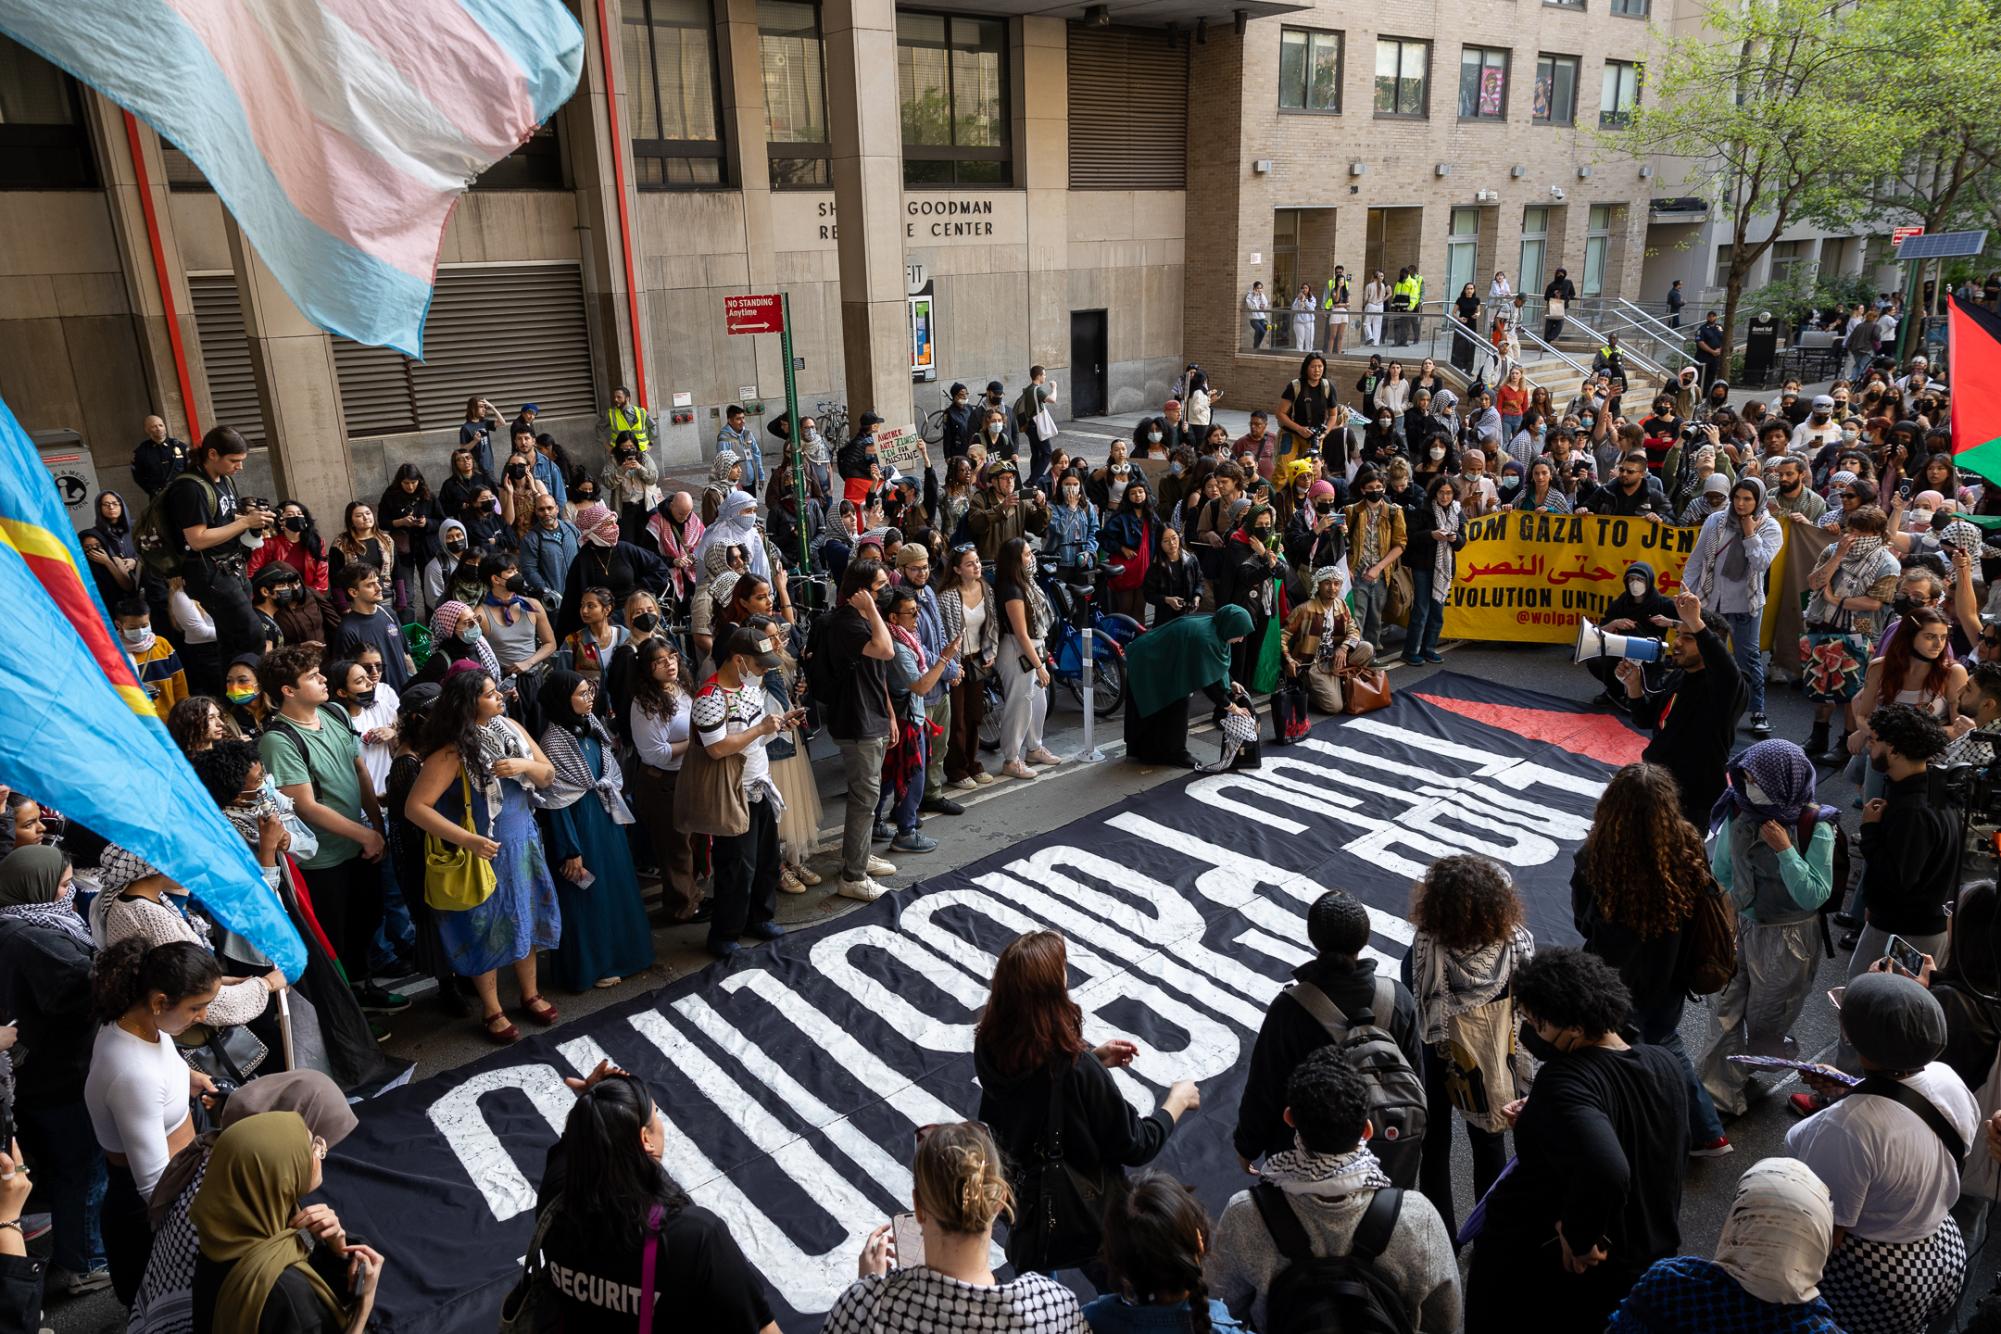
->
xmin=1233 ymin=889 xmax=1424 ymax=1185
xmin=1619 ymin=589 xmax=1746 ymax=827
xmin=1694 ymin=312 xmax=1726 ymax=390
xmin=1580 ymin=452 xmax=1670 ymax=521
xmin=815 ymin=557 xmax=897 ymax=902
xmin=1854 ymin=703 xmax=1957 ymax=972
xmin=168 ymin=426 xmax=273 ymax=665
xmin=131 ymin=414 xmax=189 ymax=497
xmin=331 ymin=564 xmax=415 ymax=691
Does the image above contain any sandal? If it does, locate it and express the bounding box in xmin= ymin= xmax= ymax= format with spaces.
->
xmin=520 ymin=995 xmax=560 ymax=1026
xmin=481 ymin=1011 xmax=519 ymax=1044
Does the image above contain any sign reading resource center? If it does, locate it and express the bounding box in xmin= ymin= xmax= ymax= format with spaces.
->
xmin=796 ymin=194 xmax=1030 ymax=248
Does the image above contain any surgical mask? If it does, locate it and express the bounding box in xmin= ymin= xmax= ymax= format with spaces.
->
xmin=987 ymin=423 xmax=1002 ymax=437
xmin=350 ymin=689 xmax=378 ymax=709
xmin=1743 ymin=779 xmax=1773 ymax=807
xmin=1499 ymin=476 xmax=1521 ymax=492
xmin=225 ymin=686 xmax=259 ymax=705
xmin=120 ymin=624 xmax=154 ymax=650
xmin=1062 ymin=484 xmax=1080 ymax=499
xmin=1377 ymin=417 xmax=1392 ymax=429
xmin=1911 ymin=508 xmax=1935 ymax=527
xmin=1169 ymin=460 xmax=1183 ymax=475
xmin=1580 ymin=415 xmax=1596 ymax=428
xmin=279 ymin=586 xmax=306 ymax=606
xmin=631 ymin=612 xmax=660 ymax=633
xmin=1628 ymin=577 xmax=1647 ymax=597
xmin=1429 ymin=447 xmax=1446 ymax=461
xmin=458 ymin=622 xmax=483 ymax=643
xmin=1148 ymin=430 xmax=1163 ymax=443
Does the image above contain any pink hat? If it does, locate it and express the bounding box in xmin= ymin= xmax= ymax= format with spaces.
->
xmin=1308 ymin=480 xmax=1337 ymax=500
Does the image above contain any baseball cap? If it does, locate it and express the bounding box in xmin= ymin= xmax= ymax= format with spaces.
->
xmin=858 ymin=411 xmax=885 ymax=431
xmin=1840 ymin=971 xmax=1946 ymax=1071
xmin=717 ymin=626 xmax=784 ymax=673
xmin=253 ymin=564 xmax=302 ymax=590
xmin=1812 ymin=394 xmax=1835 ymax=410
xmin=521 ymin=403 xmax=539 ymax=413
xmin=986 ymin=380 xmax=1006 ymax=395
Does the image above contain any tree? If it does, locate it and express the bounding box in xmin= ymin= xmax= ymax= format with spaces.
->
xmin=1602 ymin=0 xmax=1919 ymax=360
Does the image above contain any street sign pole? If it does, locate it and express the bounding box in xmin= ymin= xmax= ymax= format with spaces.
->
xmin=1896 ymin=259 xmax=1924 ymax=365
xmin=780 ymin=293 xmax=810 ymax=577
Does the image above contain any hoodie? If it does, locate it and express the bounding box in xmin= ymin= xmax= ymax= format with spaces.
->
xmin=1683 ymin=476 xmax=1783 ymax=616
xmin=1601 ymin=560 xmax=1676 ymax=630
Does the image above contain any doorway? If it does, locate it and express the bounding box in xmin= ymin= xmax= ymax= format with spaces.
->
xmin=1070 ymin=310 xmax=1108 ymax=418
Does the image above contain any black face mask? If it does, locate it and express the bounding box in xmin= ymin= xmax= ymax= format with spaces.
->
xmin=1519 ymin=1022 xmax=1563 ymax=1063
xmin=504 ymin=572 xmax=526 ymax=594
xmin=1253 ymin=527 xmax=1275 ymax=541
xmin=283 ymin=516 xmax=307 ymax=534
xmin=445 ymin=540 xmax=467 ymax=554
xmin=276 ymin=586 xmax=305 ymax=607
xmin=1363 ymin=491 xmax=1385 ymax=503
xmin=631 ymin=611 xmax=661 ymax=632
xmin=349 ymin=689 xmax=378 ymax=709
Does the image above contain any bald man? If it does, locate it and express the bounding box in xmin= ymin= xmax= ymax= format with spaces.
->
xmin=131 ymin=414 xmax=191 ymax=498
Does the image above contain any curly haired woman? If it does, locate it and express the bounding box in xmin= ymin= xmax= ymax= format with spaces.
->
xmin=1571 ymin=763 xmax=1730 ymax=1155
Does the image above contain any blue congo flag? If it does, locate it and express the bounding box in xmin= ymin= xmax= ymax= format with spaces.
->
xmin=0 ymin=396 xmax=304 ymax=978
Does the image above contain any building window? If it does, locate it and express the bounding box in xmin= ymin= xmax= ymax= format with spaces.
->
xmin=1457 ymin=47 xmax=1508 ymax=121
xmin=898 ymin=12 xmax=1010 ymax=186
xmin=1713 ymin=243 xmax=1733 ymax=288
xmin=623 ymin=0 xmax=726 ymax=188
xmin=1546 ymin=0 xmax=1584 ymax=9
xmin=1610 ymin=0 xmax=1649 ymax=14
xmin=1520 ymin=205 xmax=1549 ymax=295
xmin=0 ymin=36 xmax=97 ymax=190
xmin=1278 ymin=28 xmax=1343 ymax=113
xmin=1770 ymin=238 xmax=1814 ymax=284
xmin=760 ymin=0 xmax=829 ymax=187
xmin=1600 ymin=60 xmax=1640 ymax=128
xmin=472 ymin=123 xmax=568 ymax=190
xmin=1582 ymin=204 xmax=1612 ymax=296
xmin=1447 ymin=207 xmax=1480 ymax=294
xmin=1533 ymin=54 xmax=1578 ymax=125
xmin=1373 ymin=38 xmax=1428 ymax=118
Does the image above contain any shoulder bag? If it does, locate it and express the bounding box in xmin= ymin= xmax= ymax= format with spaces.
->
xmin=424 ymin=769 xmax=497 ymax=912
xmin=1003 ymin=1056 xmax=1108 ymax=1274
xmin=498 ymin=1196 xmax=563 ymax=1334
xmin=1343 ymin=667 xmax=1393 ymax=715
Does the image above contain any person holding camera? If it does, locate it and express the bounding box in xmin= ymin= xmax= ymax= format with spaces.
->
xmin=1276 ymin=353 xmax=1340 ymax=475
xmin=601 ymin=430 xmax=660 ymax=545
xmin=167 ymin=426 xmax=275 ymax=667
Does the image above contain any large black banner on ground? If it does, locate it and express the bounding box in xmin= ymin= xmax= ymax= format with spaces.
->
xmin=321 ymin=673 xmax=1641 ymax=1331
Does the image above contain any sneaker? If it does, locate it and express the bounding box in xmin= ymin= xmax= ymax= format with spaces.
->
xmin=1001 ymin=761 xmax=1037 ymax=780
xmin=872 ymin=820 xmax=895 ymax=843
xmin=367 ymin=1018 xmax=394 ymax=1043
xmin=355 ymin=983 xmax=411 ymax=1014
xmin=57 ymin=1267 xmax=112 ymax=1297
xmin=920 ymin=795 xmax=966 ymax=815
xmin=746 ymin=920 xmax=786 ymax=941
xmin=838 ymin=876 xmax=889 ymax=902
xmin=1026 ymin=748 xmax=1062 ymax=767
xmin=1750 ymin=712 xmax=1773 ymax=738
xmin=778 ymin=868 xmax=806 ymax=895
xmin=1420 ymin=651 xmax=1444 ymax=664
xmin=865 ymin=854 xmax=899 ymax=877
xmin=951 ymin=777 xmax=980 ymax=792
xmin=891 ymin=830 xmax=939 ymax=853
xmin=1787 ymin=1092 xmax=1826 ymax=1119
xmin=593 ymin=976 xmax=622 ymax=989
xmin=792 ymin=863 xmax=822 ymax=886
xmin=971 ymin=771 xmax=996 ymax=786
xmin=1688 ymin=1135 xmax=1734 ymax=1158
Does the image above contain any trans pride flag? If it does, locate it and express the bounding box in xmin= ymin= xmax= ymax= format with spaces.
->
xmin=0 ymin=396 xmax=305 ymax=977
xmin=0 ymin=0 xmax=583 ymax=357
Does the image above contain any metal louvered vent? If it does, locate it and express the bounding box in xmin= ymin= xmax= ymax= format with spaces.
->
xmin=187 ymin=274 xmax=265 ymax=444
xmin=1067 ymin=26 xmax=1187 ymax=190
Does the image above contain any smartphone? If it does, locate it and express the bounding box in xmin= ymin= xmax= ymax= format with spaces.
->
xmin=891 ymin=1212 xmax=925 ymax=1270
xmin=1883 ymin=933 xmax=1927 ymax=977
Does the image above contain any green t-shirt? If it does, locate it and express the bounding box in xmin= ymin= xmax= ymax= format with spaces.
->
xmin=258 ymin=707 xmax=366 ymax=869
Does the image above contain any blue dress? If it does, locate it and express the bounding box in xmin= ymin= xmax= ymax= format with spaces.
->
xmin=542 ymin=735 xmax=655 ymax=990
xmin=432 ymin=770 xmax=562 ymax=976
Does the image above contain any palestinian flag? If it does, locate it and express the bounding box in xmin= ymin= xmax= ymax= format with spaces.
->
xmin=1952 ymin=295 xmax=2001 ymax=485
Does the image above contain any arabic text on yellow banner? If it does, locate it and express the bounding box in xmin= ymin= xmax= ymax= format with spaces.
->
xmin=1441 ymin=511 xmax=1705 ymax=645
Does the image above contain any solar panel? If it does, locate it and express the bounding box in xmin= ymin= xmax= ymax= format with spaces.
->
xmin=1893 ymin=229 xmax=1989 ymax=261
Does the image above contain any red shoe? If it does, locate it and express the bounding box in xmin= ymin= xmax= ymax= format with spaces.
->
xmin=1688 ymin=1136 xmax=1734 ymax=1158
xmin=480 ymin=1011 xmax=519 ymax=1044
xmin=1788 ymin=1092 xmax=1825 ymax=1119
xmin=520 ymin=994 xmax=559 ymax=1026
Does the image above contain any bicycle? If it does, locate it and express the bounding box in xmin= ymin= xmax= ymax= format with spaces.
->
xmin=814 ymin=399 xmax=849 ymax=447
xmin=977 ymin=556 xmax=1133 ymax=750
xmin=920 ymin=386 xmax=957 ymax=450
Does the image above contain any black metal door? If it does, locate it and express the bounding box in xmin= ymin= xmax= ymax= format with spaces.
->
xmin=1069 ymin=310 xmax=1108 ymax=418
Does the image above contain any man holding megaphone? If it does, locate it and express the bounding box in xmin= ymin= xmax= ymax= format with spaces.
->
xmin=1618 ymin=588 xmax=1749 ymax=827
xmin=1583 ymin=560 xmax=1679 ymax=706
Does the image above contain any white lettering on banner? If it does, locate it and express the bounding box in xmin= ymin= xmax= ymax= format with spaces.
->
xmin=626 ymin=1011 xmax=889 ymax=1313
xmin=1337 ymin=721 xmax=1607 ymax=798
xmin=426 ymin=1064 xmax=578 ymax=1221
xmin=808 ymin=923 xmax=986 ymax=1053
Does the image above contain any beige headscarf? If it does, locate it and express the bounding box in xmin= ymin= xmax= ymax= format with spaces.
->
xmin=1713 ymin=1158 xmax=1834 ymax=1305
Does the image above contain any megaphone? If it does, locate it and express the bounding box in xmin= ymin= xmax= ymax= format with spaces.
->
xmin=1574 ymin=616 xmax=1666 ymax=665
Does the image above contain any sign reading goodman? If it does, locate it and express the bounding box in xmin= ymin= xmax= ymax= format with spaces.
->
xmin=802 ymin=194 xmax=1027 ymax=246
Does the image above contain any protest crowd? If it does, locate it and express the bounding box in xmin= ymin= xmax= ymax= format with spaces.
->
xmin=10 ymin=276 xmax=2001 ymax=1334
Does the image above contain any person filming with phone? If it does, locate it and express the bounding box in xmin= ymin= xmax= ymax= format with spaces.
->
xmin=1847 ymin=703 xmax=1957 ymax=1000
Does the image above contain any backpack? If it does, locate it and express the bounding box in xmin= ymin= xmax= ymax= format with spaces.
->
xmin=261 ymin=705 xmax=359 ymax=802
xmin=1286 ymin=977 xmax=1427 ymax=1163
xmin=1250 ymin=1182 xmax=1414 ymax=1334
xmin=1679 ymin=871 xmax=1738 ymax=996
xmin=1797 ymin=804 xmax=1853 ymax=958
xmin=1002 ymin=1057 xmax=1108 ymax=1274
xmin=1437 ymin=989 xmax=1528 ymax=1136
xmin=134 ymin=472 xmax=216 ymax=580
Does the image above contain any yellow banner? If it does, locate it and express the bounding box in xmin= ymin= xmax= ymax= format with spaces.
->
xmin=1441 ymin=510 xmax=1791 ymax=647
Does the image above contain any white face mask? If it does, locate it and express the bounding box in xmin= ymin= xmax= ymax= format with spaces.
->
xmin=1429 ymin=447 xmax=1446 ymax=461
xmin=1743 ymin=779 xmax=1773 ymax=807
xmin=803 ymin=429 xmax=819 ymax=444
xmin=120 ymin=624 xmax=154 ymax=652
xmin=1062 ymin=484 xmax=1080 ymax=499
xmin=1628 ymin=577 xmax=1647 ymax=598
xmin=1148 ymin=431 xmax=1163 ymax=443
xmin=1911 ymin=508 xmax=1935 ymax=527
xmin=987 ymin=423 xmax=1002 ymax=437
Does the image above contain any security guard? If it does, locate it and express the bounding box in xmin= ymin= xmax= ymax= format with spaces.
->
xmin=603 ymin=385 xmax=653 ymax=453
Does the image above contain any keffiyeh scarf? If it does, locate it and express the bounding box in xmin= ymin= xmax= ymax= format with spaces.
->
xmin=1260 ymin=1142 xmax=1395 ymax=1194
xmin=0 ymin=893 xmax=91 ymax=948
xmin=538 ymin=715 xmax=635 ymax=823
xmin=1409 ymin=922 xmax=1534 ymax=1045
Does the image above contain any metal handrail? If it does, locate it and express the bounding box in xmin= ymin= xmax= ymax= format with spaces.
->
xmin=1553 ymin=310 xmax=1674 ymax=387
xmin=1509 ymin=321 xmax=1595 ymax=379
xmin=1610 ymin=297 xmax=1690 ymax=348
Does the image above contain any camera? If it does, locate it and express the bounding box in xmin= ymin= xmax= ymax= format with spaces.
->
xmin=239 ymin=496 xmax=271 ymax=514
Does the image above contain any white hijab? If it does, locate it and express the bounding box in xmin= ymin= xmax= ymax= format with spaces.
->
xmin=692 ymin=488 xmax=769 ymax=581
xmin=1713 ymin=1158 xmax=1834 ymax=1306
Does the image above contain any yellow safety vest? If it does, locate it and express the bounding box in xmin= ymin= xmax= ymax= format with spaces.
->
xmin=608 ymin=404 xmax=651 ymax=452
